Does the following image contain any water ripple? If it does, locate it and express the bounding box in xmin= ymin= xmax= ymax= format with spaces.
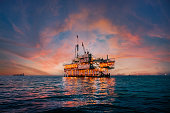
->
xmin=0 ymin=75 xmax=170 ymax=113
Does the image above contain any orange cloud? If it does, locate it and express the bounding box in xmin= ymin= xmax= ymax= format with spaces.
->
xmin=33 ymin=42 xmax=72 ymax=69
xmin=1 ymin=8 xmax=169 ymax=75
xmin=65 ymin=8 xmax=142 ymax=47
xmin=61 ymin=9 xmax=170 ymax=75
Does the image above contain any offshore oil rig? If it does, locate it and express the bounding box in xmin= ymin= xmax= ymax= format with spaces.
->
xmin=64 ymin=35 xmax=115 ymax=77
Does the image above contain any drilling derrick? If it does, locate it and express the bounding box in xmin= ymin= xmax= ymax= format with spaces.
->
xmin=64 ymin=35 xmax=115 ymax=77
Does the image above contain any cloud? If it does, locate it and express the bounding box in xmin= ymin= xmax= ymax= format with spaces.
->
xmin=12 ymin=23 xmax=24 ymax=35
xmin=65 ymin=8 xmax=142 ymax=45
xmin=32 ymin=42 xmax=72 ymax=69
xmin=0 ymin=59 xmax=50 ymax=75
xmin=0 ymin=0 xmax=170 ymax=75
xmin=11 ymin=60 xmax=50 ymax=75
xmin=0 ymin=37 xmax=37 ymax=48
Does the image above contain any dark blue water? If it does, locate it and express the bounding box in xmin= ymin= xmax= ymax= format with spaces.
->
xmin=0 ymin=76 xmax=170 ymax=113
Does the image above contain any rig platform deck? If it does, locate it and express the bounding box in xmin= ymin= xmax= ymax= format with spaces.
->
xmin=64 ymin=35 xmax=115 ymax=77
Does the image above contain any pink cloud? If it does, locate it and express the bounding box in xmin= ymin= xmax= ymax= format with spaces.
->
xmin=32 ymin=42 xmax=72 ymax=69
xmin=1 ymin=7 xmax=169 ymax=75
xmin=64 ymin=8 xmax=142 ymax=46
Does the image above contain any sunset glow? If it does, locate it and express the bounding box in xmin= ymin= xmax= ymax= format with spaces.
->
xmin=0 ymin=0 xmax=170 ymax=75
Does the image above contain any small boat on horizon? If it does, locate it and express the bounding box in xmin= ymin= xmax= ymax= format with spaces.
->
xmin=13 ymin=73 xmax=24 ymax=76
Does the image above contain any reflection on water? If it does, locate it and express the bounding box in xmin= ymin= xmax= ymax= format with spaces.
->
xmin=62 ymin=77 xmax=116 ymax=107
xmin=0 ymin=76 xmax=170 ymax=113
xmin=0 ymin=76 xmax=117 ymax=112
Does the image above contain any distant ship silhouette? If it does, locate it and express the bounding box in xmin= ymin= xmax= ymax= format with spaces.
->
xmin=13 ymin=73 xmax=24 ymax=76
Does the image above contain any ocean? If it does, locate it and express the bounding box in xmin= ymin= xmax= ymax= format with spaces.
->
xmin=0 ymin=75 xmax=170 ymax=113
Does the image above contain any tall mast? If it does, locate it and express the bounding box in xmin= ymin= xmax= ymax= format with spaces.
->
xmin=76 ymin=35 xmax=79 ymax=58
xmin=75 ymin=45 xmax=76 ymax=58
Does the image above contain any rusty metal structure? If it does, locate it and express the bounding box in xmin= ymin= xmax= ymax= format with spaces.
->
xmin=64 ymin=35 xmax=115 ymax=77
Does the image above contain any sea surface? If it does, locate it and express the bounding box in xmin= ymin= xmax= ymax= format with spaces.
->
xmin=0 ymin=75 xmax=170 ymax=113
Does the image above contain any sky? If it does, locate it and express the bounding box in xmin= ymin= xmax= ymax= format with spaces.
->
xmin=0 ymin=0 xmax=170 ymax=75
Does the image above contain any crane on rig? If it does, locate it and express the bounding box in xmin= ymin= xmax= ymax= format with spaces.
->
xmin=82 ymin=42 xmax=86 ymax=54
